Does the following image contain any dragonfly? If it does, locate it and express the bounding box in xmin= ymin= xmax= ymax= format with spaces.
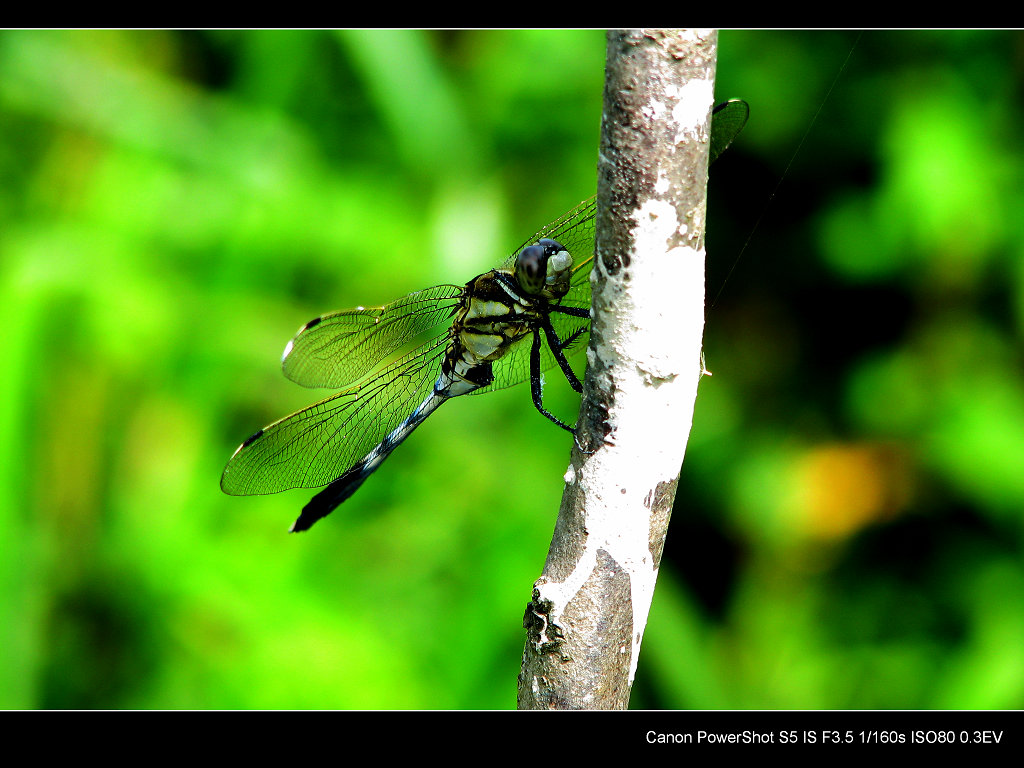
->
xmin=221 ymin=99 xmax=749 ymax=533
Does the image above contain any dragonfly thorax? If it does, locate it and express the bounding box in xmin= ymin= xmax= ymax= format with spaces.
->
xmin=515 ymin=238 xmax=572 ymax=300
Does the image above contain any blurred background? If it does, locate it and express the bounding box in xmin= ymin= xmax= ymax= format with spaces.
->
xmin=1 ymin=29 xmax=1021 ymax=709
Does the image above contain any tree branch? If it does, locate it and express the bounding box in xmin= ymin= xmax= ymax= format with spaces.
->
xmin=518 ymin=29 xmax=719 ymax=710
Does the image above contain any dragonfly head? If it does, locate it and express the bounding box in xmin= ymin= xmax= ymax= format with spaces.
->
xmin=515 ymin=238 xmax=572 ymax=300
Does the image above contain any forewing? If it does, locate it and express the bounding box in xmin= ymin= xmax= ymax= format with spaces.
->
xmin=221 ymin=334 xmax=448 ymax=495
xmin=282 ymin=284 xmax=462 ymax=389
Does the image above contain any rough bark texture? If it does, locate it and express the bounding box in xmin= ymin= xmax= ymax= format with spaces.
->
xmin=518 ymin=29 xmax=718 ymax=710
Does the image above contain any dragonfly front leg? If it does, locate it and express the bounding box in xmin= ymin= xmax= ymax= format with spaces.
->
xmin=529 ymin=327 xmax=575 ymax=432
xmin=540 ymin=315 xmax=584 ymax=394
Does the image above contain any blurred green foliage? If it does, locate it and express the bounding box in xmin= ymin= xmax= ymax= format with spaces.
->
xmin=1 ymin=29 xmax=1022 ymax=710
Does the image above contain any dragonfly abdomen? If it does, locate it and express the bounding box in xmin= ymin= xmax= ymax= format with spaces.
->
xmin=290 ymin=382 xmax=454 ymax=532
xmin=290 ymin=356 xmax=503 ymax=532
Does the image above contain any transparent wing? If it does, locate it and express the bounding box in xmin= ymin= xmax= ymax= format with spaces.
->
xmin=221 ymin=334 xmax=449 ymax=495
xmin=282 ymin=284 xmax=462 ymax=390
xmin=710 ymin=99 xmax=749 ymax=165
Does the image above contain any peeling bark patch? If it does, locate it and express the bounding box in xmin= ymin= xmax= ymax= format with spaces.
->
xmin=523 ymin=591 xmax=568 ymax=660
xmin=557 ymin=548 xmax=633 ymax=706
xmin=519 ymin=550 xmax=635 ymax=708
xmin=648 ymin=479 xmax=678 ymax=569
xmin=578 ymin=384 xmax=613 ymax=455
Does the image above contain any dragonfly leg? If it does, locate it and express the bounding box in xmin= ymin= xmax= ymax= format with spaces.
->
xmin=540 ymin=316 xmax=583 ymax=394
xmin=529 ymin=328 xmax=575 ymax=432
xmin=548 ymin=303 xmax=590 ymax=376
xmin=549 ymin=304 xmax=590 ymax=320
xmin=476 ymin=302 xmax=585 ymax=396
xmin=558 ymin=324 xmax=587 ymax=352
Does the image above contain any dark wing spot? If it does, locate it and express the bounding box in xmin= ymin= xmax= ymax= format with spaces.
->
xmin=241 ymin=428 xmax=264 ymax=448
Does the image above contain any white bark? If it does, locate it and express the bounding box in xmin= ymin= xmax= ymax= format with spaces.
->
xmin=518 ymin=29 xmax=718 ymax=710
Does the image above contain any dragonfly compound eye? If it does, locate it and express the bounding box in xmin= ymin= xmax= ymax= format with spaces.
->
xmin=517 ymin=238 xmax=572 ymax=298
xmin=515 ymin=244 xmax=548 ymax=295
